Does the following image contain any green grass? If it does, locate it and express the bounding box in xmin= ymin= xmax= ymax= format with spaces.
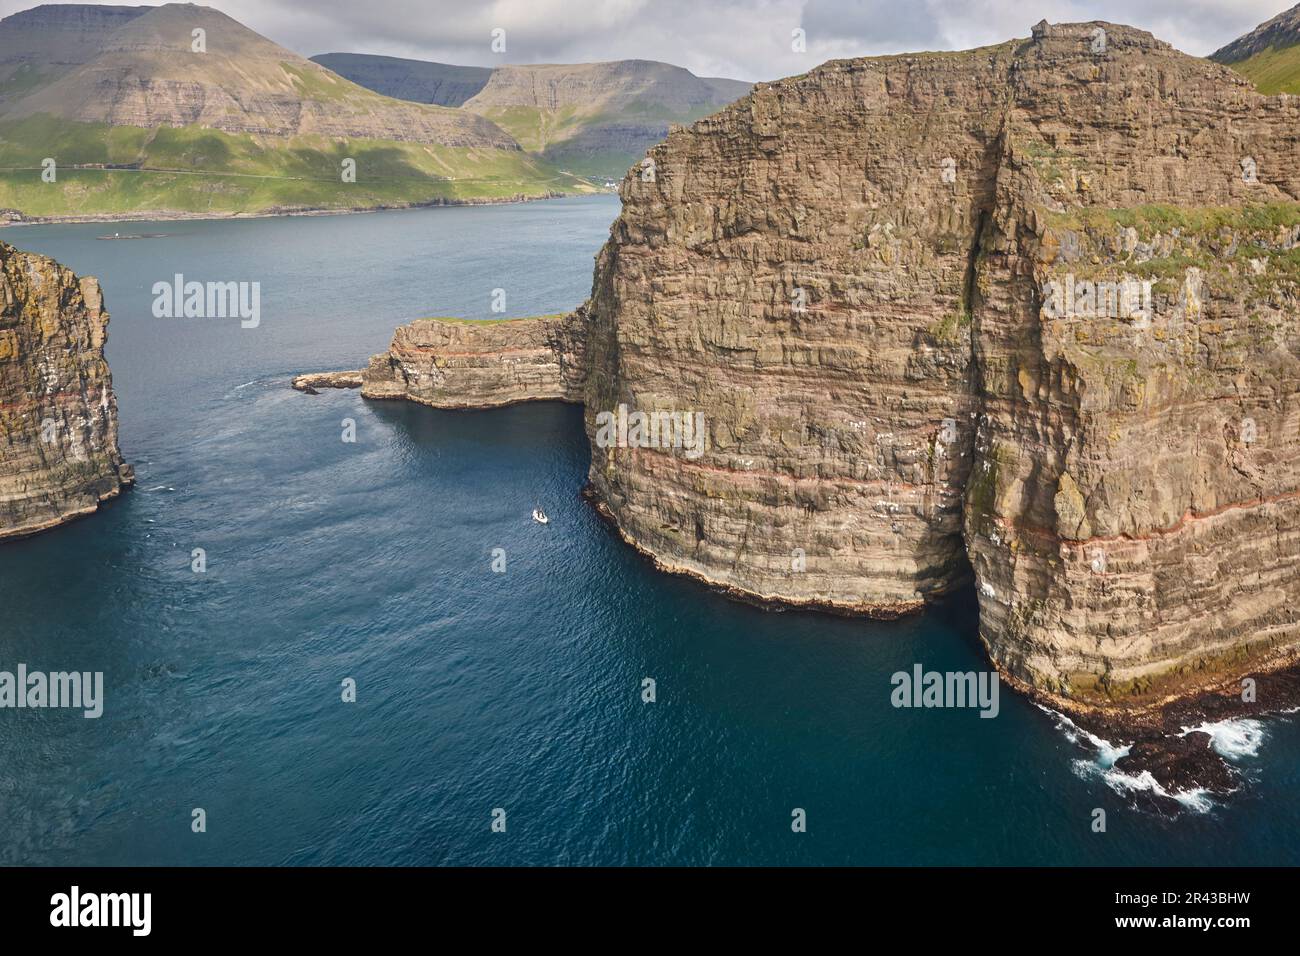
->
xmin=0 ymin=115 xmax=596 ymax=218
xmin=416 ymin=314 xmax=565 ymax=325
xmin=1220 ymin=43 xmax=1300 ymax=95
xmin=1043 ymin=202 xmax=1300 ymax=299
xmin=279 ymin=62 xmax=360 ymax=103
xmin=0 ymin=64 xmax=55 ymax=99
xmin=1047 ymin=202 xmax=1300 ymax=236
xmin=927 ymin=309 xmax=971 ymax=345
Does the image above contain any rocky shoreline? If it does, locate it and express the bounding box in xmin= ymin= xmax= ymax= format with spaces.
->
xmin=293 ymin=360 xmax=1297 ymax=808
xmin=0 ymin=190 xmax=582 ymax=228
xmin=1021 ymin=652 xmax=1300 ymax=810
xmin=580 ymin=483 xmax=930 ymax=619
xmin=291 ymin=19 xmax=1300 ymax=811
xmin=291 ymin=371 xmax=365 ymax=394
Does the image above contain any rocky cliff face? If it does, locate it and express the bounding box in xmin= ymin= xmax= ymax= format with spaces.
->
xmin=354 ymin=21 xmax=1300 ymax=712
xmin=0 ymin=3 xmax=148 ymax=104
xmin=0 ymin=240 xmax=131 ymax=540
xmin=361 ymin=312 xmax=586 ymax=408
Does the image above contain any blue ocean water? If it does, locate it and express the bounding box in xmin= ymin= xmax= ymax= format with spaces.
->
xmin=2 ymin=195 xmax=1299 ymax=865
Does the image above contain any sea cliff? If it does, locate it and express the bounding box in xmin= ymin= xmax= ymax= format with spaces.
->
xmin=320 ymin=22 xmax=1300 ymax=720
xmin=0 ymin=240 xmax=131 ymax=540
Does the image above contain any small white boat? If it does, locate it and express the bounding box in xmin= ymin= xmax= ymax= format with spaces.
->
xmin=532 ymin=508 xmax=549 ymax=524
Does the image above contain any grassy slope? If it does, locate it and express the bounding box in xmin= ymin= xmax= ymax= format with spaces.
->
xmin=0 ymin=115 xmax=595 ymax=218
xmin=1220 ymin=42 xmax=1300 ymax=93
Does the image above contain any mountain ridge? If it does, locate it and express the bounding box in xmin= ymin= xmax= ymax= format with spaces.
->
xmin=309 ymin=52 xmax=492 ymax=107
xmin=0 ymin=3 xmax=593 ymax=220
xmin=1211 ymin=2 xmax=1300 ymax=93
xmin=318 ymin=53 xmax=752 ymax=179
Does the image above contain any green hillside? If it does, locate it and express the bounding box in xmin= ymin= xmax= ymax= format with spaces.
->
xmin=473 ymin=100 xmax=738 ymax=180
xmin=1219 ymin=44 xmax=1300 ymax=93
xmin=0 ymin=3 xmax=589 ymax=221
xmin=0 ymin=116 xmax=590 ymax=219
xmin=1211 ymin=3 xmax=1300 ymax=94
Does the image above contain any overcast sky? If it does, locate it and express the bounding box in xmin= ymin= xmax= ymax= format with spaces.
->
xmin=1 ymin=0 xmax=1290 ymax=81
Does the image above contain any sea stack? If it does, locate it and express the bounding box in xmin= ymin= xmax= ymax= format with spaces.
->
xmin=0 ymin=240 xmax=131 ymax=540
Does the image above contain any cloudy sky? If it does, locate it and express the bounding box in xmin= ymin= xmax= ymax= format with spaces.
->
xmin=1 ymin=0 xmax=1290 ymax=80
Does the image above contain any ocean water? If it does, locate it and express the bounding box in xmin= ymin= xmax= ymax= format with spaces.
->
xmin=2 ymin=195 xmax=1299 ymax=866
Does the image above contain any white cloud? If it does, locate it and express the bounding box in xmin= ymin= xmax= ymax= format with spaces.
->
xmin=0 ymin=0 xmax=1289 ymax=80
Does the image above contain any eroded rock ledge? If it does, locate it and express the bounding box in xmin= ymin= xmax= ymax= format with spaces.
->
xmin=359 ymin=311 xmax=586 ymax=408
xmin=0 ymin=241 xmax=132 ymax=540
xmin=309 ymin=21 xmax=1300 ymax=719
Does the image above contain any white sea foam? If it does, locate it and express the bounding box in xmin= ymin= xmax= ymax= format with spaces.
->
xmin=1036 ymin=704 xmax=1216 ymax=812
xmin=1035 ymin=704 xmax=1129 ymax=767
xmin=1098 ymin=767 xmax=1214 ymax=813
xmin=1178 ymin=718 xmax=1265 ymax=760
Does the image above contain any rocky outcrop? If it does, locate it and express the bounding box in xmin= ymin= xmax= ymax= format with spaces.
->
xmin=360 ymin=313 xmax=586 ymax=408
xmin=339 ymin=21 xmax=1300 ymax=714
xmin=292 ymin=370 xmax=363 ymax=394
xmin=0 ymin=240 xmax=131 ymax=540
xmin=961 ymin=24 xmax=1300 ymax=707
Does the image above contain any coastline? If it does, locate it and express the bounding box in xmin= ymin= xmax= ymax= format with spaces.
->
xmin=0 ymin=188 xmax=603 ymax=228
xmin=580 ymin=482 xmax=931 ymax=620
xmin=0 ymin=471 xmax=133 ymax=543
xmin=292 ymin=368 xmax=1300 ymax=811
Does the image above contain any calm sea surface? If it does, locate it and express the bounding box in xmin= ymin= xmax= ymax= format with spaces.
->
xmin=2 ymin=195 xmax=1298 ymax=865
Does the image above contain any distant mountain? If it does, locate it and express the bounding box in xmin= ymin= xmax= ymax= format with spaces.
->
xmin=328 ymin=56 xmax=752 ymax=180
xmin=310 ymin=53 xmax=491 ymax=107
xmin=0 ymin=3 xmax=589 ymax=221
xmin=4 ymin=4 xmax=515 ymax=146
xmin=0 ymin=3 xmax=148 ymax=109
xmin=1211 ymin=2 xmax=1300 ymax=94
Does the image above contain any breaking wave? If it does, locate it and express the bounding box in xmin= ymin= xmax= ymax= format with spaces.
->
xmin=1178 ymin=718 xmax=1265 ymax=760
xmin=1036 ymin=705 xmax=1216 ymax=813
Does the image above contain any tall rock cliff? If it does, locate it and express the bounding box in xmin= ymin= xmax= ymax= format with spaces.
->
xmin=352 ymin=21 xmax=1300 ymax=711
xmin=0 ymin=240 xmax=131 ymax=540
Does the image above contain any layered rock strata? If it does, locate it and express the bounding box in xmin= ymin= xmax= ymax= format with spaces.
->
xmin=360 ymin=313 xmax=586 ymax=409
xmin=328 ymin=21 xmax=1300 ymax=714
xmin=0 ymin=240 xmax=131 ymax=540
